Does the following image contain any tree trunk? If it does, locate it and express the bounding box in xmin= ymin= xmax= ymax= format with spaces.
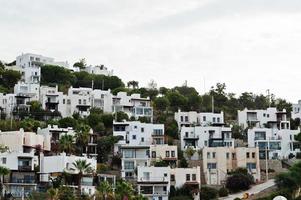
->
xmin=78 ymin=173 xmax=82 ymax=198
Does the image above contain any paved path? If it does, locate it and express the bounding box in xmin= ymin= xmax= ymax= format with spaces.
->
xmin=219 ymin=179 xmax=275 ymax=200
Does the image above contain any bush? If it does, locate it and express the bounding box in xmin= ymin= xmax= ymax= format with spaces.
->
xmin=218 ymin=187 xmax=229 ymax=197
xmin=200 ymin=187 xmax=218 ymax=200
xmin=226 ymin=173 xmax=253 ymax=192
xmin=233 ymin=198 xmax=241 ymax=200
xmin=97 ymin=163 xmax=109 ymax=173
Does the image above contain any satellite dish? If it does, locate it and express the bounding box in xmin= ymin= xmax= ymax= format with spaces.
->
xmin=273 ymin=196 xmax=287 ymax=200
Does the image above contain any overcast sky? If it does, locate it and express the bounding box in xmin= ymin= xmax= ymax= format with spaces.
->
xmin=1 ymin=0 xmax=301 ymax=102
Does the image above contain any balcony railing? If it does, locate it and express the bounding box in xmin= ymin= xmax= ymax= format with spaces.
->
xmin=138 ymin=177 xmax=169 ymax=183
xmin=18 ymin=165 xmax=32 ymax=171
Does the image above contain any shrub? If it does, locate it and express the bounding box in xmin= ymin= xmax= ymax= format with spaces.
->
xmin=226 ymin=173 xmax=253 ymax=192
xmin=200 ymin=187 xmax=218 ymax=200
xmin=233 ymin=198 xmax=241 ymax=200
xmin=218 ymin=187 xmax=229 ymax=197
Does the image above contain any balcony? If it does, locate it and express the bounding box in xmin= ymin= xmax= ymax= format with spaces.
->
xmin=18 ymin=165 xmax=32 ymax=171
xmin=183 ymin=135 xmax=199 ymax=140
xmin=137 ymin=177 xmax=169 ymax=184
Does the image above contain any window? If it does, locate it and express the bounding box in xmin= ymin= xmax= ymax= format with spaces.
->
xmin=185 ymin=116 xmax=188 ymax=122
xmin=124 ymin=150 xmax=134 ymax=158
xmin=141 ymin=137 xmax=144 ymax=142
xmin=247 ymin=163 xmax=256 ymax=170
xmin=267 ymin=114 xmax=269 ymax=118
xmin=207 ymin=163 xmax=217 ymax=169
xmin=192 ymin=174 xmax=196 ymax=181
xmin=246 ymin=152 xmax=250 ymax=158
xmin=83 ymin=99 xmax=87 ymax=105
xmin=255 ymin=132 xmax=266 ymax=140
xmin=186 ymin=174 xmax=190 ymax=181
xmin=63 ymin=99 xmax=65 ymax=104
xmin=151 ymin=151 xmax=156 ymax=158
xmin=203 ymin=116 xmax=206 ymax=121
xmin=132 ymin=135 xmax=136 ymax=140
xmin=204 ymin=141 xmax=208 ymax=147
xmin=181 ymin=116 xmax=184 ymax=122
xmin=2 ymin=157 xmax=6 ymax=164
xmin=217 ymin=117 xmax=220 ymax=123
xmin=164 ymin=173 xmax=167 ymax=177
xmin=232 ymin=153 xmax=236 ymax=159
xmin=170 ymin=174 xmax=175 ymax=181
xmin=263 ymin=113 xmax=266 ymax=117
xmin=78 ymin=99 xmax=81 ymax=104
xmin=207 ymin=152 xmax=211 ymax=159
xmin=226 ymin=153 xmax=229 ymax=159
xmin=166 ymin=151 xmax=170 ymax=157
xmin=213 ymin=117 xmax=216 ymax=122
xmin=212 ymin=152 xmax=216 ymax=158
xmin=134 ymin=126 xmax=137 ymax=129
xmin=141 ymin=128 xmax=144 ymax=132
xmin=252 ymin=152 xmax=255 ymax=158
xmin=171 ymin=151 xmax=175 ymax=157
xmin=124 ymin=161 xmax=134 ymax=170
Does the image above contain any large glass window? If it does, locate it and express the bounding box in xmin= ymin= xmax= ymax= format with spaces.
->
xmin=255 ymin=132 xmax=266 ymax=140
xmin=207 ymin=163 xmax=217 ymax=169
xmin=124 ymin=161 xmax=134 ymax=170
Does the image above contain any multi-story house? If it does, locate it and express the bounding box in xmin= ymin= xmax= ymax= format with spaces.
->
xmin=113 ymin=121 xmax=164 ymax=152
xmin=81 ymin=65 xmax=113 ymax=76
xmin=137 ymin=166 xmax=201 ymax=200
xmin=150 ymin=145 xmax=178 ymax=167
xmin=137 ymin=166 xmax=170 ymax=200
xmin=113 ymin=92 xmax=153 ymax=121
xmin=292 ymin=100 xmax=301 ymax=120
xmin=67 ymin=87 xmax=92 ymax=117
xmin=37 ymin=125 xmax=98 ymax=159
xmin=39 ymin=85 xmax=64 ymax=114
xmin=16 ymin=53 xmax=69 ymax=84
xmin=247 ymin=128 xmax=300 ymax=159
xmin=180 ymin=126 xmax=234 ymax=152
xmin=202 ymin=147 xmax=261 ymax=185
xmin=0 ymin=129 xmax=50 ymax=199
xmin=39 ymin=153 xmax=97 ymax=196
xmin=0 ymin=152 xmax=38 ymax=199
xmin=91 ymin=89 xmax=113 ymax=113
xmin=238 ymin=107 xmax=290 ymax=130
xmin=175 ymin=110 xmax=225 ymax=128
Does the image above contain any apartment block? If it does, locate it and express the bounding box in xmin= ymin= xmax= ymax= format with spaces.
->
xmin=180 ymin=126 xmax=234 ymax=151
xmin=202 ymin=147 xmax=261 ymax=185
xmin=238 ymin=107 xmax=290 ymax=129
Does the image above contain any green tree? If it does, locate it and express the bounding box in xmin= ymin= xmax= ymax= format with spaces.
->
xmin=200 ymin=186 xmax=218 ymax=200
xmin=0 ymin=166 xmax=9 ymax=199
xmin=75 ymin=124 xmax=90 ymax=156
xmin=57 ymin=186 xmax=76 ymax=200
xmin=72 ymin=160 xmax=93 ymax=196
xmin=97 ymin=136 xmax=120 ymax=163
xmin=96 ymin=181 xmax=114 ymax=200
xmin=185 ymin=147 xmax=196 ymax=160
xmin=59 ymin=134 xmax=74 ymax=155
xmin=116 ymin=111 xmax=129 ymax=122
xmin=226 ymin=168 xmax=254 ymax=192
xmin=58 ymin=117 xmax=77 ymax=128
xmin=73 ymin=58 xmax=87 ymax=69
xmin=47 ymin=187 xmax=59 ymax=200
xmin=167 ymin=91 xmax=187 ymax=112
xmin=115 ymin=180 xmax=135 ymax=200
xmin=127 ymin=80 xmax=139 ymax=89
xmin=153 ymin=97 xmax=170 ymax=112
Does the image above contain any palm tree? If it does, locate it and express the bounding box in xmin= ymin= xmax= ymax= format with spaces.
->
xmin=115 ymin=181 xmax=134 ymax=200
xmin=47 ymin=187 xmax=59 ymax=200
xmin=96 ymin=181 xmax=114 ymax=200
xmin=0 ymin=166 xmax=10 ymax=199
xmin=75 ymin=124 xmax=90 ymax=156
xmin=59 ymin=134 xmax=74 ymax=155
xmin=72 ymin=160 xmax=93 ymax=196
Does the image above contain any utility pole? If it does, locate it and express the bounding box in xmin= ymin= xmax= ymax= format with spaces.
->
xmin=212 ymin=96 xmax=214 ymax=113
xmin=267 ymin=89 xmax=270 ymax=107
xmin=265 ymin=146 xmax=269 ymax=182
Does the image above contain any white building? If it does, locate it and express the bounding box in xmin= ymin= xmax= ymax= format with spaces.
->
xmin=113 ymin=92 xmax=153 ymax=121
xmin=113 ymin=121 xmax=165 ymax=152
xmin=180 ymin=126 xmax=234 ymax=152
xmin=292 ymin=100 xmax=301 ymax=120
xmin=137 ymin=166 xmax=201 ymax=200
xmin=202 ymin=147 xmax=261 ymax=185
xmin=247 ymin=128 xmax=300 ymax=159
xmin=0 ymin=152 xmax=38 ymax=199
xmin=238 ymin=107 xmax=290 ymax=130
xmin=91 ymin=89 xmax=113 ymax=113
xmin=175 ymin=110 xmax=225 ymax=128
xmin=137 ymin=166 xmax=171 ymax=200
xmin=14 ymin=82 xmax=40 ymax=101
xmin=67 ymin=87 xmax=92 ymax=117
xmin=150 ymin=145 xmax=178 ymax=167
xmin=40 ymin=153 xmax=97 ymax=196
xmin=16 ymin=53 xmax=69 ymax=84
xmin=82 ymin=65 xmax=113 ymax=76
